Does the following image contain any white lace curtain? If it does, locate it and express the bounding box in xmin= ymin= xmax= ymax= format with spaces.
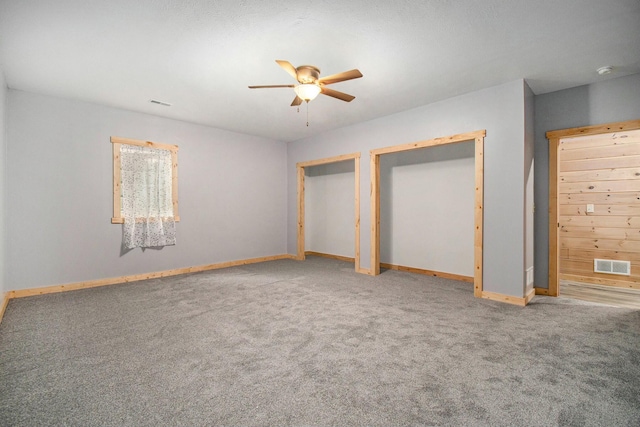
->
xmin=121 ymin=144 xmax=176 ymax=249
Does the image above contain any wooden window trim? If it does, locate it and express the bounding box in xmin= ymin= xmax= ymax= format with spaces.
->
xmin=111 ymin=136 xmax=180 ymax=224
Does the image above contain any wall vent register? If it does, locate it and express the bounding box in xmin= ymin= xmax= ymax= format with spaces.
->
xmin=594 ymin=259 xmax=631 ymax=276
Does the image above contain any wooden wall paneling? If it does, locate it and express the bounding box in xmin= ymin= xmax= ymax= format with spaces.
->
xmin=558 ymin=143 xmax=640 ymax=162
xmin=560 ymin=215 xmax=640 ymax=228
xmin=560 ymin=167 xmax=640 ymax=183
xmin=560 ymin=155 xmax=640 ymax=172
xmin=559 ymin=261 xmax=640 ymax=283
xmin=560 ymin=273 xmax=640 ymax=289
xmin=560 ymin=180 xmax=640 ymax=194
xmin=560 ymin=226 xmax=640 ymax=241
xmin=560 ymin=257 xmax=640 ymax=275
xmin=550 ymin=123 xmax=640 ymax=292
xmin=559 ymin=192 xmax=640 ymax=205
xmin=561 ymin=248 xmax=640 ymax=262
xmin=560 ymin=204 xmax=640 ymax=216
xmin=560 ymin=236 xmax=640 ymax=252
xmin=561 ymin=138 xmax=640 ymax=153
xmin=558 ymin=130 xmax=640 ymax=151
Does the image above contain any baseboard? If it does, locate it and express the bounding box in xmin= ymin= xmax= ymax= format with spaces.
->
xmin=481 ymin=290 xmax=532 ymax=307
xmin=3 ymin=254 xmax=529 ymax=311
xmin=535 ymin=287 xmax=551 ymax=296
xmin=10 ymin=254 xmax=297 ymax=299
xmin=524 ymin=288 xmax=535 ymax=305
xmin=560 ymin=273 xmax=640 ymax=290
xmin=304 ymin=251 xmax=373 ymax=275
xmin=380 ymin=263 xmax=474 ymax=283
xmin=303 ymin=253 xmax=469 ymax=281
xmin=0 ymin=292 xmax=10 ymax=325
xmin=304 ymin=251 xmax=355 ymax=263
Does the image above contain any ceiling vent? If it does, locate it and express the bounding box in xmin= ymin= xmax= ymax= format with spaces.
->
xmin=150 ymin=99 xmax=172 ymax=107
xmin=594 ymin=259 xmax=630 ymax=276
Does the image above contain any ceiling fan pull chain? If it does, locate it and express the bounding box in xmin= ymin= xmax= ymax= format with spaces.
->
xmin=306 ymin=102 xmax=309 ymax=127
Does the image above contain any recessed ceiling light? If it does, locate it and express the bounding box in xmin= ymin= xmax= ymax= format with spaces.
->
xmin=150 ymin=99 xmax=172 ymax=107
xmin=596 ymin=66 xmax=613 ymax=76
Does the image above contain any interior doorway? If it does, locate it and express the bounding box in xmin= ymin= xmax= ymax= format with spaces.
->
xmin=296 ymin=152 xmax=363 ymax=273
xmin=378 ymin=142 xmax=476 ymax=283
xmin=547 ymin=119 xmax=640 ymax=299
xmin=370 ymin=130 xmax=485 ymax=298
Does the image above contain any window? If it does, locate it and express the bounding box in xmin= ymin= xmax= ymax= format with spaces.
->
xmin=111 ymin=136 xmax=179 ymax=248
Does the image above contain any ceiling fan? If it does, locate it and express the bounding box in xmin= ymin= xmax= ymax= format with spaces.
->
xmin=248 ymin=60 xmax=363 ymax=106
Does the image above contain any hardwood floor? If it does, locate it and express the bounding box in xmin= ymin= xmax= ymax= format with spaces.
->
xmin=560 ymin=280 xmax=640 ymax=309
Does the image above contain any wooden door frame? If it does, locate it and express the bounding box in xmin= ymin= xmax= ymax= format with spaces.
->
xmin=296 ymin=152 xmax=363 ymax=272
xmin=370 ymin=130 xmax=486 ymax=298
xmin=546 ymin=119 xmax=640 ymax=296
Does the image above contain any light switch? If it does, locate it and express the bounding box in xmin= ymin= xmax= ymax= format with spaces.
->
xmin=586 ymin=204 xmax=595 ymax=213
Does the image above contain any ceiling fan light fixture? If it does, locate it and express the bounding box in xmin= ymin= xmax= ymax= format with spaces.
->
xmin=294 ymin=83 xmax=321 ymax=101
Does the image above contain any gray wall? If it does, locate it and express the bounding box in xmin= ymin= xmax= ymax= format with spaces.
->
xmin=380 ymin=143 xmax=475 ymax=276
xmin=304 ymin=161 xmax=355 ymax=257
xmin=288 ymin=79 xmax=529 ymax=297
xmin=6 ymin=90 xmax=288 ymax=290
xmin=4 ymin=72 xmax=637 ymax=297
xmin=534 ymin=73 xmax=640 ymax=289
xmin=0 ymin=64 xmax=6 ymax=295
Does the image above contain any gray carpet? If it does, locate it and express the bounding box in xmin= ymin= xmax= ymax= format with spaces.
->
xmin=1 ymin=256 xmax=639 ymax=426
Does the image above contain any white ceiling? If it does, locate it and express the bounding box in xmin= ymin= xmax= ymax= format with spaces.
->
xmin=1 ymin=0 xmax=639 ymax=142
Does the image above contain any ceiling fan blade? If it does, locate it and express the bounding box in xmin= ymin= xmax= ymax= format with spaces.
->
xmin=318 ymin=69 xmax=362 ymax=85
xmin=291 ymin=96 xmax=303 ymax=106
xmin=275 ymin=60 xmax=298 ymax=81
xmin=320 ymin=86 xmax=355 ymax=102
xmin=248 ymin=84 xmax=295 ymax=89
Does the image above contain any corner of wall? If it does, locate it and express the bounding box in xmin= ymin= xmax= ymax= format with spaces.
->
xmin=0 ymin=64 xmax=7 ymax=297
xmin=524 ymin=80 xmax=535 ymax=295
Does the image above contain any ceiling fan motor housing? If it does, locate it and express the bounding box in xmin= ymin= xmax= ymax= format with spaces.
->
xmin=248 ymin=60 xmax=361 ymax=105
xmin=296 ymin=65 xmax=320 ymax=84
